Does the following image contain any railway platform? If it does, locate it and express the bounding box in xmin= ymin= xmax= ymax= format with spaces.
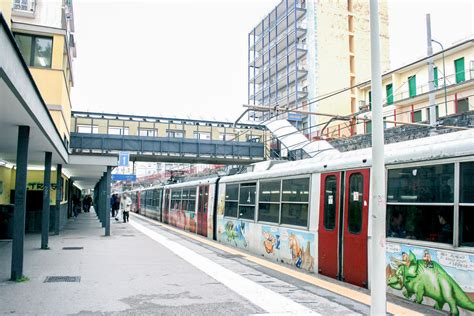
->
xmin=0 ymin=211 xmax=442 ymax=315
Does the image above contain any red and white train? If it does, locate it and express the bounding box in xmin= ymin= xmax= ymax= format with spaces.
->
xmin=128 ymin=129 xmax=474 ymax=315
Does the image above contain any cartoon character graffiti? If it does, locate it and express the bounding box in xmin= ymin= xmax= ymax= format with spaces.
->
xmin=224 ymin=220 xmax=248 ymax=247
xmin=262 ymin=231 xmax=280 ymax=254
xmin=288 ymin=233 xmax=314 ymax=271
xmin=387 ymin=251 xmax=474 ymax=315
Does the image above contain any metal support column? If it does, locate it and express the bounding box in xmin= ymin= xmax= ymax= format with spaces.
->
xmin=41 ymin=151 xmax=52 ymax=249
xmin=105 ymin=166 xmax=111 ymax=236
xmin=11 ymin=125 xmax=30 ymax=281
xmin=101 ymin=174 xmax=106 ymax=228
xmin=426 ymin=14 xmax=437 ymax=126
xmin=369 ymin=0 xmax=387 ymax=314
xmin=55 ymin=164 xmax=62 ymax=235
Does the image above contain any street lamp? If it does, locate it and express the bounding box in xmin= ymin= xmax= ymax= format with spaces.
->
xmin=431 ymin=39 xmax=448 ymax=115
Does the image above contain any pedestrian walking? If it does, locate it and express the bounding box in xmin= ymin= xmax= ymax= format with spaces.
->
xmin=120 ymin=193 xmax=132 ymax=223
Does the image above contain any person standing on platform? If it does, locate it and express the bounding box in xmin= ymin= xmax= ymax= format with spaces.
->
xmin=120 ymin=193 xmax=132 ymax=223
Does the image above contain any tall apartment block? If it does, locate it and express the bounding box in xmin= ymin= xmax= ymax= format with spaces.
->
xmin=248 ymin=0 xmax=390 ymax=137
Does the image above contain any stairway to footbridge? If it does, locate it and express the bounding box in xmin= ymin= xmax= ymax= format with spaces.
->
xmin=70 ymin=111 xmax=269 ymax=164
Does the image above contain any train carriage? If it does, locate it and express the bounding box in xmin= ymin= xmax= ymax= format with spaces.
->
xmin=127 ymin=129 xmax=474 ymax=315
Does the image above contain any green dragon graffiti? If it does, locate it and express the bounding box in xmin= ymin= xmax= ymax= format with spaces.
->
xmin=387 ymin=251 xmax=474 ymax=315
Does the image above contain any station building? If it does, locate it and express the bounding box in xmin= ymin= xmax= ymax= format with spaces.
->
xmin=354 ymin=38 xmax=474 ymax=136
xmin=247 ymin=0 xmax=390 ymax=137
xmin=0 ymin=0 xmax=114 ymax=247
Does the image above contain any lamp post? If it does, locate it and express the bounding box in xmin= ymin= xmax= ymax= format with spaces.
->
xmin=432 ymin=39 xmax=448 ymax=115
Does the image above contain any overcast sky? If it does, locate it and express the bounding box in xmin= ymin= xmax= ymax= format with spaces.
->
xmin=71 ymin=0 xmax=473 ymax=121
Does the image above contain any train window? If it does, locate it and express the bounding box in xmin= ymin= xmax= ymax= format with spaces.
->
xmin=323 ymin=176 xmax=337 ymax=230
xmin=259 ymin=180 xmax=281 ymax=202
xmin=171 ymin=189 xmax=182 ymax=211
xmin=460 ymin=162 xmax=474 ymax=203
xmin=258 ymin=203 xmax=280 ymax=223
xmin=225 ymin=184 xmax=239 ymax=201
xmin=258 ymin=180 xmax=281 ymax=223
xmin=348 ymin=173 xmax=363 ymax=234
xmin=281 ymin=203 xmax=308 ymax=227
xmin=239 ymin=183 xmax=256 ymax=205
xmin=387 ymin=205 xmax=453 ymax=244
xmin=239 ymin=183 xmax=256 ymax=220
xmin=224 ymin=184 xmax=239 ymax=218
xmin=387 ymin=164 xmax=454 ymax=203
xmin=224 ymin=202 xmax=238 ymax=218
xmin=460 ymin=207 xmax=474 ymax=246
xmin=282 ymin=178 xmax=309 ymax=202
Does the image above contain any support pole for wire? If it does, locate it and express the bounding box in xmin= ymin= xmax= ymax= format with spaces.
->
xmin=369 ymin=1 xmax=386 ymax=314
xmin=427 ymin=14 xmax=437 ymax=126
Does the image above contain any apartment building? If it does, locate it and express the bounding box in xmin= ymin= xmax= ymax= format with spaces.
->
xmin=248 ymin=0 xmax=390 ymax=137
xmin=6 ymin=0 xmax=76 ymax=145
xmin=355 ymin=38 xmax=473 ymax=135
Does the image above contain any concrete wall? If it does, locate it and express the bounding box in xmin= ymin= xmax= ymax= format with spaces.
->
xmin=0 ymin=0 xmax=13 ymax=27
xmin=12 ymin=0 xmax=63 ymax=29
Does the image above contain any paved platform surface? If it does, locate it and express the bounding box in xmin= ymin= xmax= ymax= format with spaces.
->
xmin=0 ymin=212 xmax=443 ymax=315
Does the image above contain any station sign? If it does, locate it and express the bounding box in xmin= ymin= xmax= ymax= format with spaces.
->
xmin=288 ymin=113 xmax=302 ymax=121
xmin=111 ymin=174 xmax=136 ymax=182
xmin=118 ymin=152 xmax=129 ymax=167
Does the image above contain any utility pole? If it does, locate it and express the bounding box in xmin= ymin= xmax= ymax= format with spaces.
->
xmin=426 ymin=14 xmax=437 ymax=126
xmin=369 ymin=1 xmax=386 ymax=315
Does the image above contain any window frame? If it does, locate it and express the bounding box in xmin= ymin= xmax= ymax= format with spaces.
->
xmin=13 ymin=32 xmax=53 ymax=68
xmin=386 ymin=157 xmax=474 ymax=253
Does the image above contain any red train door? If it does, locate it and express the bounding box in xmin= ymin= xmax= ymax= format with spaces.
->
xmin=197 ymin=185 xmax=208 ymax=237
xmin=318 ymin=169 xmax=369 ymax=288
xmin=342 ymin=169 xmax=369 ymax=287
xmin=318 ymin=172 xmax=340 ymax=279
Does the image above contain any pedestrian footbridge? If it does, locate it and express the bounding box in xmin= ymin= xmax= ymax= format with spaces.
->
xmin=70 ymin=111 xmax=269 ymax=164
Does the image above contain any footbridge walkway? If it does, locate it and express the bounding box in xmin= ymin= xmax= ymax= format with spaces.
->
xmin=70 ymin=111 xmax=269 ymax=164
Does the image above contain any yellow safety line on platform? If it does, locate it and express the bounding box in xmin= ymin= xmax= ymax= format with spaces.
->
xmin=131 ymin=214 xmax=421 ymax=316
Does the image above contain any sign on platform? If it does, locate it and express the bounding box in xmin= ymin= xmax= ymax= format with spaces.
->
xmin=111 ymin=174 xmax=136 ymax=182
xmin=118 ymin=152 xmax=129 ymax=167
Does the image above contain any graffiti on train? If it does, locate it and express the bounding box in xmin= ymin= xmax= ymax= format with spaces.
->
xmin=386 ymin=243 xmax=474 ymax=315
xmin=168 ymin=209 xmax=197 ymax=233
xmin=218 ymin=219 xmax=249 ymax=248
xmin=261 ymin=226 xmax=315 ymax=272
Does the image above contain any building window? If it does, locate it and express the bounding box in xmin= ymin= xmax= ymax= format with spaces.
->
xmin=365 ymin=120 xmax=372 ymax=134
xmin=408 ymin=75 xmax=416 ymax=97
xmin=219 ymin=133 xmax=235 ymax=141
xmin=14 ymin=33 xmax=52 ymax=68
xmin=433 ymin=66 xmax=438 ymax=88
xmin=138 ymin=128 xmax=155 ymax=137
xmin=387 ymin=163 xmax=454 ymax=244
xmin=247 ymin=135 xmax=261 ymax=143
xmin=167 ymin=130 xmax=184 ymax=138
xmin=368 ymin=91 xmax=372 ymax=108
xmin=413 ymin=110 xmax=422 ymax=122
xmin=454 ymin=57 xmax=465 ymax=83
xmin=108 ymin=127 xmax=129 ymax=135
xmin=194 ymin=131 xmax=211 ymax=140
xmin=77 ymin=125 xmax=98 ymax=134
xmin=12 ymin=0 xmax=35 ymax=12
xmin=457 ymin=98 xmax=469 ymax=113
xmin=386 ymin=84 xmax=393 ymax=105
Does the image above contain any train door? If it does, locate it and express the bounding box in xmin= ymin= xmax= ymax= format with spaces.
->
xmin=163 ymin=189 xmax=170 ymax=224
xmin=318 ymin=169 xmax=370 ymax=288
xmin=197 ymin=185 xmax=209 ymax=237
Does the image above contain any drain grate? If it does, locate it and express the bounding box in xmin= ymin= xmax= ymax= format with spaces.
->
xmin=44 ymin=276 xmax=81 ymax=283
xmin=62 ymin=247 xmax=83 ymax=250
xmin=121 ymin=234 xmax=135 ymax=237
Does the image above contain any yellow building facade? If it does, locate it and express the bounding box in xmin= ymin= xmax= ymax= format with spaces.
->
xmin=355 ymin=38 xmax=473 ymax=135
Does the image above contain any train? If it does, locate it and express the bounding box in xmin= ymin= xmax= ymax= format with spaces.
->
xmin=125 ymin=129 xmax=474 ymax=315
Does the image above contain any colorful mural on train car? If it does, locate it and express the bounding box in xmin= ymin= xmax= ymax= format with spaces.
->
xmin=216 ymin=218 xmax=316 ymax=273
xmin=386 ymin=242 xmax=474 ymax=315
xmin=260 ymin=225 xmax=315 ymax=272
